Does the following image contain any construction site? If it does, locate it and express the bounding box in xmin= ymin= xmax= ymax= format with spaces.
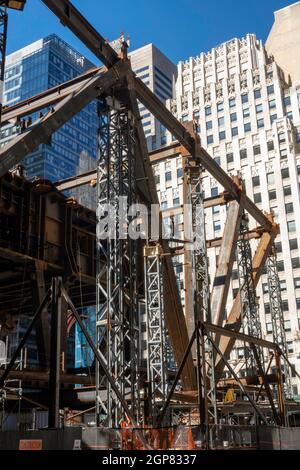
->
xmin=0 ymin=0 xmax=300 ymax=451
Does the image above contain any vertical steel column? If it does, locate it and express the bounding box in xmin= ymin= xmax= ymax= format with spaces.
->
xmin=267 ymin=244 xmax=293 ymax=399
xmin=144 ymin=244 xmax=169 ymax=425
xmin=48 ymin=277 xmax=62 ymax=429
xmin=186 ymin=158 xmax=218 ymax=426
xmin=0 ymin=6 xmax=7 ymax=125
xmin=96 ymin=98 xmax=139 ymax=427
xmin=237 ymin=212 xmax=263 ymax=374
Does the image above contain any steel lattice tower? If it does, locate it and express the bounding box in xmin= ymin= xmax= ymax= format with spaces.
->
xmin=187 ymin=158 xmax=218 ymax=427
xmin=267 ymin=244 xmax=293 ymax=399
xmin=144 ymin=244 xmax=169 ymax=425
xmin=237 ymin=212 xmax=263 ymax=375
xmin=96 ymin=98 xmax=140 ymax=427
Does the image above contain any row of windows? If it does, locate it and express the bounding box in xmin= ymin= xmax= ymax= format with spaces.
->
xmin=155 ymin=168 xmax=184 ymax=185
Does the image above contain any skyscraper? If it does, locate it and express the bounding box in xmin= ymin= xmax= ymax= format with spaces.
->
xmin=151 ymin=6 xmax=300 ymax=395
xmin=1 ymin=34 xmax=98 ymax=183
xmin=129 ymin=43 xmax=177 ymax=151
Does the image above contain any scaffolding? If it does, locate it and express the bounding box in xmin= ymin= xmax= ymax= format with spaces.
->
xmin=96 ymin=98 xmax=140 ymax=427
xmin=237 ymin=212 xmax=263 ymax=375
xmin=144 ymin=244 xmax=169 ymax=426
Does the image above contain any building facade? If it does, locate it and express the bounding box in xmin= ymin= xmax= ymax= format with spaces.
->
xmin=150 ymin=29 xmax=300 ymax=395
xmin=129 ymin=43 xmax=177 ymax=151
xmin=1 ymin=34 xmax=98 ymax=182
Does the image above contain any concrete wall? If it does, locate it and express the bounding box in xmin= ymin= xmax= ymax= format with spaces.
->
xmin=266 ymin=2 xmax=300 ymax=84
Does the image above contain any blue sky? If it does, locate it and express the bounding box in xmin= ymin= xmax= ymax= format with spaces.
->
xmin=6 ymin=0 xmax=296 ymax=64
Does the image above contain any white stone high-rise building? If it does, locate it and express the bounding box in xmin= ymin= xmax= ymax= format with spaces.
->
xmin=150 ymin=11 xmax=300 ymax=396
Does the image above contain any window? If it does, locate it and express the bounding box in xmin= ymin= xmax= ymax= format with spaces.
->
xmin=294 ymin=278 xmax=300 ymax=289
xmin=214 ymin=156 xmax=221 ymax=166
xmin=288 ymin=220 xmax=296 ymax=233
xmin=211 ymin=187 xmax=219 ymax=197
xmin=257 ymin=118 xmax=264 ymax=129
xmin=262 ymin=283 xmax=269 ymax=294
xmin=253 ymin=145 xmax=261 ymax=155
xmin=218 ymin=117 xmax=225 ymax=127
xmin=213 ymin=205 xmax=220 ymax=214
xmin=232 ymin=127 xmax=238 ymax=137
xmin=243 ymin=108 xmax=250 ymax=117
xmin=269 ymin=189 xmax=277 ymax=200
xmin=207 ymin=135 xmax=214 ymax=145
xmin=270 ymin=114 xmax=277 ymax=124
xmin=155 ymin=175 xmax=160 ymax=184
xmin=206 ymin=120 xmax=213 ymax=130
xmin=290 ymin=239 xmax=298 ymax=251
xmin=278 ymin=133 xmax=285 ymax=144
xmin=226 ymin=153 xmax=234 ymax=163
xmin=254 ymin=89 xmax=261 ymax=99
xmin=285 ymin=202 xmax=294 ymax=214
xmin=267 ymin=173 xmax=275 ymax=184
xmin=280 ymin=149 xmax=288 ymax=160
xmin=214 ymin=220 xmax=221 ymax=232
xmin=254 ymin=193 xmax=262 ymax=204
xmin=182 ymin=114 xmax=189 ymax=122
xmin=267 ymin=85 xmax=274 ymax=95
xmin=281 ymin=168 xmax=290 ymax=179
xmin=161 ymin=201 xmax=168 ymax=210
xmin=284 ymin=320 xmax=291 ymax=332
xmin=282 ymin=300 xmax=289 ymax=311
xmin=284 ymin=96 xmax=291 ymax=107
xmin=277 ymin=260 xmax=285 ymax=271
xmin=230 ymin=112 xmax=237 ymax=122
xmin=280 ymin=280 xmax=287 ymax=292
xmin=252 ymin=175 xmax=260 ymax=187
xmin=267 ymin=141 xmax=274 ymax=151
xmin=265 ymin=303 xmax=271 ymax=314
xmin=244 ymin=122 xmax=251 ymax=133
xmin=269 ymin=99 xmax=276 ymax=109
xmin=292 ymin=258 xmax=300 ymax=269
xmin=297 ymin=165 xmax=300 ymax=175
xmin=284 ymin=185 xmax=292 ymax=196
xmin=217 ymin=102 xmax=224 ymax=112
xmin=287 ymin=342 xmax=294 ymax=354
xmin=173 ymin=197 xmax=180 ymax=207
xmin=229 ymin=98 xmax=236 ymax=108
xmin=275 ymin=241 xmax=282 ymax=253
xmin=242 ymin=94 xmax=248 ymax=104
xmin=256 ymin=103 xmax=263 ymax=114
xmin=219 ymin=131 xmax=226 ymax=141
xmin=266 ymin=323 xmax=273 ymax=334
xmin=165 ymin=171 xmax=172 ymax=182
xmin=232 ymin=270 xmax=238 ymax=280
xmin=240 ymin=148 xmax=247 ymax=160
xmin=205 ymin=106 xmax=212 ymax=116
xmin=177 ymin=168 xmax=183 ymax=178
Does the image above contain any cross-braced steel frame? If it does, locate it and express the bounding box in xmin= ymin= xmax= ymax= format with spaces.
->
xmin=96 ymin=98 xmax=140 ymax=427
xmin=186 ymin=159 xmax=218 ymax=426
xmin=237 ymin=212 xmax=263 ymax=375
xmin=144 ymin=244 xmax=169 ymax=426
xmin=267 ymin=244 xmax=293 ymax=399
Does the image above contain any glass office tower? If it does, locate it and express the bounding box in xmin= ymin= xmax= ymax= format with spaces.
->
xmin=2 ymin=34 xmax=98 ymax=182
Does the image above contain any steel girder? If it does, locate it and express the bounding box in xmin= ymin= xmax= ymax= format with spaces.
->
xmin=211 ymin=200 xmax=243 ymax=327
xmin=96 ymin=101 xmax=139 ymax=427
